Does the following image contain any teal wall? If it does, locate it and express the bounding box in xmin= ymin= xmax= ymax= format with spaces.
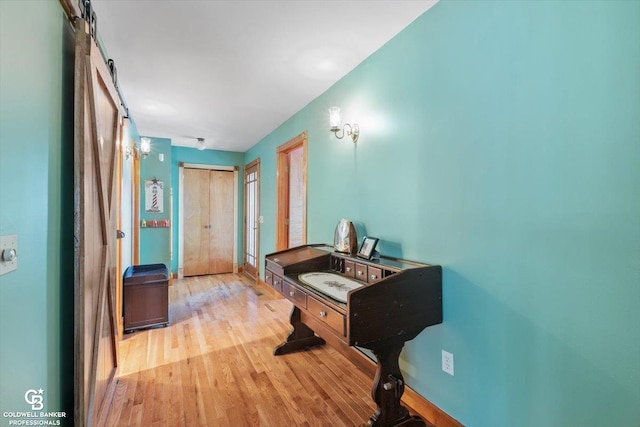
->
xmin=0 ymin=0 xmax=74 ymax=423
xmin=170 ymin=146 xmax=245 ymax=273
xmin=1 ymin=1 xmax=638 ymax=426
xmin=245 ymin=1 xmax=640 ymax=426
xmin=139 ymin=137 xmax=172 ymax=269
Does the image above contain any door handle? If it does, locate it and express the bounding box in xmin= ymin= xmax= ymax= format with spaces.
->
xmin=116 ymin=230 xmax=125 ymax=239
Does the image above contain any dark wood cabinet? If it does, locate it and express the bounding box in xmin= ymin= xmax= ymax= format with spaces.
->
xmin=265 ymin=244 xmax=442 ymax=427
xmin=123 ymin=264 xmax=169 ymax=333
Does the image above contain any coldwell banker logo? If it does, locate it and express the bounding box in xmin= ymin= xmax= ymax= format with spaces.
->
xmin=25 ymin=389 xmax=44 ymax=411
xmin=2 ymin=388 xmax=67 ymax=425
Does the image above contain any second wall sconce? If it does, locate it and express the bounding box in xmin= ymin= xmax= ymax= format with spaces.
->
xmin=329 ymin=106 xmax=359 ymax=143
xmin=125 ymin=137 xmax=152 ymax=159
xmin=140 ymin=137 xmax=151 ymax=158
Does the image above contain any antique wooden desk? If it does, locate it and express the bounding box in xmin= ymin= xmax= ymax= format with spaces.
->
xmin=265 ymin=244 xmax=442 ymax=427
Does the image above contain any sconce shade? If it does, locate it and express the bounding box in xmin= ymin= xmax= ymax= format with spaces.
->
xmin=328 ymin=106 xmax=359 ymax=143
xmin=329 ymin=106 xmax=341 ymax=131
xmin=196 ymin=138 xmax=206 ymax=151
xmin=140 ymin=137 xmax=151 ymax=155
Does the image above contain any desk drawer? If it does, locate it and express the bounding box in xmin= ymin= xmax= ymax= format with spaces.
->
xmin=344 ymin=260 xmax=356 ymax=278
xmin=308 ymin=296 xmax=345 ymax=337
xmin=271 ymin=274 xmax=283 ymax=293
xmin=368 ymin=266 xmax=383 ymax=284
xmin=355 ymin=263 xmax=367 ymax=281
xmin=282 ymin=281 xmax=306 ymax=308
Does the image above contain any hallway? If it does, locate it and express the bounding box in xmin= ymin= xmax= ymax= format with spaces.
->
xmin=102 ymin=274 xmax=375 ymax=426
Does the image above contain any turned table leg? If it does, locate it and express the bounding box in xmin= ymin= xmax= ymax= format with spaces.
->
xmin=273 ymin=306 xmax=325 ymax=355
xmin=365 ymin=343 xmax=428 ymax=427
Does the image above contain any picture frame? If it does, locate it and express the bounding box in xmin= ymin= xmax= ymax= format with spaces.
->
xmin=357 ymin=236 xmax=379 ymax=260
xmin=144 ymin=178 xmax=164 ymax=213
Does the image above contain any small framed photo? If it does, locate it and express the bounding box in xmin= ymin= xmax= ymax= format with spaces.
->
xmin=357 ymin=236 xmax=379 ymax=260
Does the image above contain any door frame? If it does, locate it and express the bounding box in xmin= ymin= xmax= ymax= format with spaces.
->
xmin=132 ymin=153 xmax=140 ymax=265
xmin=178 ymin=163 xmax=238 ymax=278
xmin=115 ymin=118 xmax=124 ymax=340
xmin=243 ymin=158 xmax=261 ymax=279
xmin=276 ymin=132 xmax=308 ymax=251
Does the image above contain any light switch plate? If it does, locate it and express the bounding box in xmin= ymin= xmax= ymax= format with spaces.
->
xmin=0 ymin=234 xmax=18 ymax=276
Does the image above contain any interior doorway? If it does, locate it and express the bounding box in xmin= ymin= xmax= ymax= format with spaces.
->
xmin=276 ymin=132 xmax=307 ymax=250
xmin=179 ymin=164 xmax=238 ymax=277
xmin=243 ymin=159 xmax=260 ymax=279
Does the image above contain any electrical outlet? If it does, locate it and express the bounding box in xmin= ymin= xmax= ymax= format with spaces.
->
xmin=442 ymin=350 xmax=454 ymax=376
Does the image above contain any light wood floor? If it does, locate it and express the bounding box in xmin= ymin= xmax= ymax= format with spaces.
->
xmin=103 ymin=273 xmax=376 ymax=426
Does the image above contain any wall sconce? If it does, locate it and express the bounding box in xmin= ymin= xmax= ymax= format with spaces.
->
xmin=195 ymin=137 xmax=206 ymax=151
xmin=124 ymin=137 xmax=152 ymax=160
xmin=140 ymin=137 xmax=151 ymax=158
xmin=329 ymin=106 xmax=359 ymax=143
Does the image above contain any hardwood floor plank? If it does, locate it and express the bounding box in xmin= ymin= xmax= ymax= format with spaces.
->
xmin=101 ymin=273 xmax=376 ymax=426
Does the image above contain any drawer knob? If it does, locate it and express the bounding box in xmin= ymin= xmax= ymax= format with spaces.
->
xmin=319 ymin=311 xmax=327 ymax=318
xmin=370 ymin=274 xmax=378 ymax=280
xmin=346 ymin=267 xmax=351 ymax=272
xmin=357 ymin=270 xmax=364 ymax=276
xmin=289 ymin=291 xmax=295 ymax=297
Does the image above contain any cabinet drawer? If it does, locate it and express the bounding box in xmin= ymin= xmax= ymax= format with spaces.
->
xmin=272 ymin=274 xmax=283 ymax=293
xmin=308 ymin=296 xmax=345 ymax=337
xmin=344 ymin=260 xmax=356 ymax=278
xmin=355 ymin=263 xmax=367 ymax=281
xmin=265 ymin=270 xmax=273 ymax=286
xmin=368 ymin=266 xmax=383 ymax=284
xmin=282 ymin=281 xmax=306 ymax=308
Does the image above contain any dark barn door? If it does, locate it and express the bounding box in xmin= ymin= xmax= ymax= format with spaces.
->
xmin=73 ymin=19 xmax=121 ymax=426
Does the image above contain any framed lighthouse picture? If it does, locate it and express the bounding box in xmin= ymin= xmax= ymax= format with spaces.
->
xmin=145 ymin=178 xmax=164 ymax=213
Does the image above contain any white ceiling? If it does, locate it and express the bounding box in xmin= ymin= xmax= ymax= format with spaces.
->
xmin=92 ymin=1 xmax=437 ymax=152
